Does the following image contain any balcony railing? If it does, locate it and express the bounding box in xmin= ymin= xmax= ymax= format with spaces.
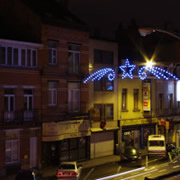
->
xmin=0 ymin=110 xmax=40 ymax=128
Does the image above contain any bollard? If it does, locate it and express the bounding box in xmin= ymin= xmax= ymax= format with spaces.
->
xmin=146 ymin=155 xmax=148 ymax=168
xmin=168 ymin=152 xmax=172 ymax=162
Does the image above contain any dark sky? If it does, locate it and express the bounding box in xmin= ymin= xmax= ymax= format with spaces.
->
xmin=68 ymin=0 xmax=180 ymax=39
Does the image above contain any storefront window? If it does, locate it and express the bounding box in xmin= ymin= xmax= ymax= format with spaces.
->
xmin=60 ymin=139 xmax=69 ymax=151
xmin=70 ymin=138 xmax=77 ymax=150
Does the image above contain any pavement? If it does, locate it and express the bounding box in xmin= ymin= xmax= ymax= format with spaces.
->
xmin=2 ymin=148 xmax=148 ymax=180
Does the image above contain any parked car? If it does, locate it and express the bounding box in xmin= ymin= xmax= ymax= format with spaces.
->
xmin=56 ymin=161 xmax=82 ymax=180
xmin=121 ymin=146 xmax=142 ymax=166
xmin=15 ymin=168 xmax=42 ymax=180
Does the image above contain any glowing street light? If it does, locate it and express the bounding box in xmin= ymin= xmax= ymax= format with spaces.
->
xmin=146 ymin=60 xmax=155 ymax=68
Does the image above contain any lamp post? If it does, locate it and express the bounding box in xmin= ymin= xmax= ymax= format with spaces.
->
xmin=138 ymin=28 xmax=180 ymax=41
xmin=139 ymin=27 xmax=180 ymax=144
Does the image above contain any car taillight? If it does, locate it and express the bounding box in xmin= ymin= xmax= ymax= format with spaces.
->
xmin=56 ymin=171 xmax=63 ymax=177
xmin=71 ymin=172 xmax=78 ymax=176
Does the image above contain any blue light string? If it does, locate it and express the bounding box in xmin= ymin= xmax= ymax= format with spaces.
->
xmin=83 ymin=68 xmax=116 ymax=83
xmin=119 ymin=59 xmax=136 ymax=79
xmin=138 ymin=66 xmax=179 ymax=80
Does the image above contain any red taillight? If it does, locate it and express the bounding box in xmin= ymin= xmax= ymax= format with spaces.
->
xmin=56 ymin=171 xmax=63 ymax=177
xmin=71 ymin=172 xmax=78 ymax=176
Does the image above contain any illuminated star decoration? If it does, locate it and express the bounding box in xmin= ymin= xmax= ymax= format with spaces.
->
xmin=119 ymin=59 xmax=136 ymax=79
xmin=138 ymin=66 xmax=179 ymax=80
xmin=83 ymin=68 xmax=116 ymax=84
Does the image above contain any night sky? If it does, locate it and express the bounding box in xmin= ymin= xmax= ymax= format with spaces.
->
xmin=68 ymin=0 xmax=180 ymax=39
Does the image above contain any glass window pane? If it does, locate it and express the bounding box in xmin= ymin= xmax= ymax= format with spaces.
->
xmin=32 ymin=50 xmax=36 ymax=66
xmin=7 ymin=47 xmax=12 ymax=65
xmin=24 ymin=96 xmax=27 ymax=110
xmin=10 ymin=96 xmax=14 ymax=111
xmin=94 ymin=49 xmax=102 ymax=64
xmin=68 ymin=44 xmax=80 ymax=51
xmin=122 ymin=89 xmax=127 ymax=110
xmin=0 ymin=47 xmax=6 ymax=64
xmin=105 ymin=104 xmax=113 ymax=120
xmin=29 ymin=96 xmax=33 ymax=110
xmin=27 ymin=49 xmax=31 ymax=66
xmin=94 ymin=80 xmax=103 ymax=91
xmin=13 ymin=48 xmax=18 ymax=65
xmin=4 ymin=96 xmax=9 ymax=111
xmin=105 ymin=80 xmax=113 ymax=91
xmin=21 ymin=49 xmax=26 ymax=66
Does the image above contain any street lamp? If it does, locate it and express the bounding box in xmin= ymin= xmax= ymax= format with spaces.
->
xmin=138 ymin=28 xmax=180 ymax=41
xmin=139 ymin=27 xmax=180 ymax=144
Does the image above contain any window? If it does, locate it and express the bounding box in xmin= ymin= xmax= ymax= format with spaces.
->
xmin=24 ymin=89 xmax=33 ymax=120
xmin=93 ymin=104 xmax=113 ymax=121
xmin=0 ymin=46 xmax=37 ymax=67
xmin=5 ymin=132 xmax=19 ymax=164
xmin=94 ymin=78 xmax=113 ymax=91
xmin=133 ymin=89 xmax=139 ymax=111
xmin=68 ymin=83 xmax=80 ymax=112
xmin=94 ymin=49 xmax=114 ymax=65
xmin=122 ymin=89 xmax=127 ymax=111
xmin=168 ymin=94 xmax=173 ymax=109
xmin=48 ymin=40 xmax=57 ymax=65
xmin=48 ymin=81 xmax=57 ymax=106
xmin=68 ymin=44 xmax=80 ymax=74
xmin=159 ymin=93 xmax=164 ymax=110
xmin=4 ymin=89 xmax=15 ymax=121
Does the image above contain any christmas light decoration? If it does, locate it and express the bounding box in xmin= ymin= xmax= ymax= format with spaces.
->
xmin=119 ymin=59 xmax=136 ymax=79
xmin=83 ymin=68 xmax=116 ymax=84
xmin=83 ymin=59 xmax=179 ymax=84
xmin=138 ymin=66 xmax=179 ymax=80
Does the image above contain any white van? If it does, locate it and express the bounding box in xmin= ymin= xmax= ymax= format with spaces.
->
xmin=148 ymin=135 xmax=166 ymax=157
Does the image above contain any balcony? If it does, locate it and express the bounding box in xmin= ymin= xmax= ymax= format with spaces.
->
xmin=0 ymin=110 xmax=40 ymax=128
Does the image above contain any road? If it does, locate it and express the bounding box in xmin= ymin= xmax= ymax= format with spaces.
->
xmin=90 ymin=157 xmax=180 ymax=180
xmin=79 ymin=156 xmax=180 ymax=180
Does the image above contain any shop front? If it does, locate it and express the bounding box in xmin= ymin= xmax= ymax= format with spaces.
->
xmin=90 ymin=128 xmax=119 ymax=159
xmin=42 ymin=119 xmax=90 ymax=166
xmin=121 ymin=118 xmax=158 ymax=151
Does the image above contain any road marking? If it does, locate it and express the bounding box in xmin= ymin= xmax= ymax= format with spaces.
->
xmin=116 ymin=166 xmax=121 ymax=173
xmin=173 ymin=165 xmax=180 ymax=169
xmin=120 ymin=169 xmax=158 ymax=180
xmin=159 ymin=163 xmax=169 ymax=168
xmin=84 ymin=168 xmax=94 ymax=180
xmin=172 ymin=160 xmax=178 ymax=163
xmin=148 ymin=158 xmax=158 ymax=163
xmin=159 ymin=169 xmax=166 ymax=173
xmin=144 ymin=166 xmax=155 ymax=171
xmin=96 ymin=167 xmax=145 ymax=180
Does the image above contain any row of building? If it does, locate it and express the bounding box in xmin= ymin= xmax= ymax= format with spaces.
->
xmin=0 ymin=0 xmax=180 ymax=176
